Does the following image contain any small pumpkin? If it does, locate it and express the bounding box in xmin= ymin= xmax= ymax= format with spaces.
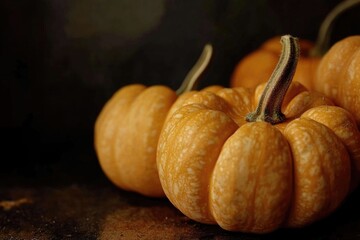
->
xmin=230 ymin=0 xmax=360 ymax=90
xmin=314 ymin=35 xmax=360 ymax=126
xmin=94 ymin=44 xmax=220 ymax=197
xmin=157 ymin=35 xmax=360 ymax=232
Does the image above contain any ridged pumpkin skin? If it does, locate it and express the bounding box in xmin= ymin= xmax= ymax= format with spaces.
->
xmin=94 ymin=84 xmax=176 ymax=197
xmin=230 ymin=36 xmax=320 ymax=90
xmin=157 ymin=83 xmax=360 ymax=232
xmin=314 ymin=35 xmax=360 ymax=126
xmin=94 ymin=83 xmax=223 ymax=197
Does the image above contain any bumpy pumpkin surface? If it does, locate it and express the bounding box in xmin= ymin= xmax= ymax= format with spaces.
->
xmin=157 ymin=36 xmax=360 ymax=232
xmin=314 ymin=35 xmax=360 ymax=126
xmin=94 ymin=45 xmax=219 ymax=197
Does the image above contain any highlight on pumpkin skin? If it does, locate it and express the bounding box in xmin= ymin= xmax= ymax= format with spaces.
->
xmin=157 ymin=34 xmax=360 ymax=233
xmin=301 ymin=105 xmax=360 ymax=191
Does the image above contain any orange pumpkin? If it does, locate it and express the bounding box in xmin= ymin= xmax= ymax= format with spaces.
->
xmin=230 ymin=0 xmax=360 ymax=90
xmin=157 ymin=35 xmax=360 ymax=232
xmin=314 ymin=35 xmax=360 ymax=126
xmin=94 ymin=44 xmax=221 ymax=197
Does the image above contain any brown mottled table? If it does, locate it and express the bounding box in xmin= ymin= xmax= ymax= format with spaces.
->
xmin=1 ymin=156 xmax=360 ymax=240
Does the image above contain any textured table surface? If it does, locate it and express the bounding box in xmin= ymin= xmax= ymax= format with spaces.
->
xmin=1 ymin=156 xmax=360 ymax=240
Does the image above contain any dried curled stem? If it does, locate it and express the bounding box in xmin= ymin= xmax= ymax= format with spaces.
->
xmin=246 ymin=35 xmax=300 ymax=124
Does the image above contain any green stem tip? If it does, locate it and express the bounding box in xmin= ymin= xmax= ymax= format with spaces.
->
xmin=176 ymin=44 xmax=213 ymax=95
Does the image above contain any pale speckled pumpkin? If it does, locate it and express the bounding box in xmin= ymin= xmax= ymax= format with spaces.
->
xmin=157 ymin=35 xmax=360 ymax=232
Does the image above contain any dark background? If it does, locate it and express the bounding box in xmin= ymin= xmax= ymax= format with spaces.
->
xmin=1 ymin=0 xmax=360 ymax=194
xmin=1 ymin=0 xmax=360 ymax=238
xmin=2 ymin=0 xmax=359 ymax=177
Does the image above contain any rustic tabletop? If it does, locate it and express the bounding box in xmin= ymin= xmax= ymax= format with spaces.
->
xmin=1 ymin=149 xmax=360 ymax=240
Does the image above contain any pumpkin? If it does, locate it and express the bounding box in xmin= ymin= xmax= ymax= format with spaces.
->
xmin=314 ymin=35 xmax=360 ymax=126
xmin=230 ymin=0 xmax=360 ymax=90
xmin=94 ymin=44 xmax=221 ymax=197
xmin=157 ymin=35 xmax=360 ymax=233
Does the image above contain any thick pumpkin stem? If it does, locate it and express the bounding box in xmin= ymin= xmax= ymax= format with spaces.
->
xmin=246 ymin=35 xmax=299 ymax=124
xmin=310 ymin=0 xmax=360 ymax=57
xmin=176 ymin=44 xmax=213 ymax=95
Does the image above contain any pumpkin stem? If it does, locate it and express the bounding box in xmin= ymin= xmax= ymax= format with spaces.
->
xmin=176 ymin=44 xmax=213 ymax=95
xmin=246 ymin=35 xmax=299 ymax=124
xmin=310 ymin=0 xmax=360 ymax=57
